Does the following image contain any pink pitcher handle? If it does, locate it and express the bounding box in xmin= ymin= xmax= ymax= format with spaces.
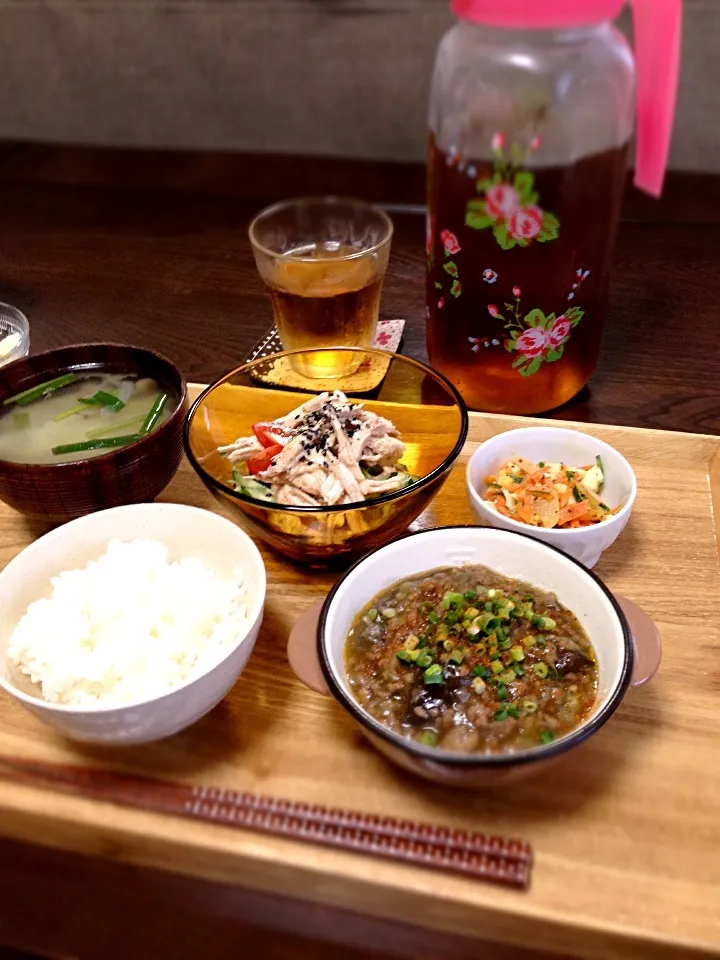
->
xmin=631 ymin=0 xmax=682 ymax=197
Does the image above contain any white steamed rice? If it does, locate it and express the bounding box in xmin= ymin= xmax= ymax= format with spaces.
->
xmin=7 ymin=538 xmax=249 ymax=708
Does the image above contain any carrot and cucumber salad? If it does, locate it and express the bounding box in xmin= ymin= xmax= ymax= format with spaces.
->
xmin=483 ymin=455 xmax=619 ymax=529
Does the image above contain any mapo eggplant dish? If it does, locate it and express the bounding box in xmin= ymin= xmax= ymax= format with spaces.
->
xmin=345 ymin=565 xmax=598 ymax=755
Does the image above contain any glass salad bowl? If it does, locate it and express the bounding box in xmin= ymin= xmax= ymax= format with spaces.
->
xmin=184 ymin=348 xmax=468 ymax=567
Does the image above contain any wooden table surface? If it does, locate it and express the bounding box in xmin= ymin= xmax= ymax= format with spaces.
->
xmin=0 ymin=143 xmax=719 ymax=960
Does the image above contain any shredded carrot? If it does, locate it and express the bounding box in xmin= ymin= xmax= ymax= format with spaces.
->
xmin=525 ymin=470 xmax=546 ymax=486
xmin=482 ymin=454 xmax=619 ymax=530
xmin=558 ymin=501 xmax=590 ymax=525
xmin=515 ymin=500 xmax=536 ymax=525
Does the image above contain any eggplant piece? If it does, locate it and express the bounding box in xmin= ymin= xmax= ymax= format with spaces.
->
xmin=555 ymin=647 xmax=593 ymax=676
xmin=406 ymin=687 xmax=448 ymax=724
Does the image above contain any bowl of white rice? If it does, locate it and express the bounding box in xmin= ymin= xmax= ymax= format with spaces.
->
xmin=0 ymin=502 xmax=266 ymax=744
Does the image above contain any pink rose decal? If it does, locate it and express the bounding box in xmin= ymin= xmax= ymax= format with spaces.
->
xmin=440 ymin=229 xmax=461 ymax=256
xmin=485 ymin=184 xmax=519 ymax=222
xmin=516 ymin=328 xmax=548 ymax=359
xmin=437 ymin=297 xmax=445 ymax=310
xmin=482 ymin=268 xmax=498 ymax=284
xmin=464 ymin=140 xmax=558 ymax=251
xmin=548 ymin=316 xmax=571 ymax=348
xmin=467 ymin=275 xmax=584 ymax=378
xmin=508 ymin=205 xmax=544 ymax=241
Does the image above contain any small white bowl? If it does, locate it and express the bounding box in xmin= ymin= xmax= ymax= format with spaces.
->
xmin=466 ymin=427 xmax=636 ymax=568
xmin=313 ymin=526 xmax=657 ymax=787
xmin=0 ymin=503 xmax=265 ymax=745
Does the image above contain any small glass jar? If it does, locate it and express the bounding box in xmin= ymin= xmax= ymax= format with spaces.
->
xmin=0 ymin=303 xmax=30 ymax=368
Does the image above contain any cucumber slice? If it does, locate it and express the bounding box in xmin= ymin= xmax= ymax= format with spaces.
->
xmin=396 ymin=472 xmax=421 ymax=490
xmin=233 ymin=475 xmax=275 ymax=503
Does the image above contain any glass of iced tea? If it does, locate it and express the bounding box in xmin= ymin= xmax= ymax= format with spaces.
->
xmin=249 ymin=197 xmax=393 ymax=378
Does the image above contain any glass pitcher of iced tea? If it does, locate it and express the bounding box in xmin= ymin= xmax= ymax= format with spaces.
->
xmin=426 ymin=0 xmax=681 ymax=414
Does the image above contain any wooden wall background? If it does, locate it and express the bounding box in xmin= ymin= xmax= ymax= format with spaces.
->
xmin=0 ymin=0 xmax=716 ymax=171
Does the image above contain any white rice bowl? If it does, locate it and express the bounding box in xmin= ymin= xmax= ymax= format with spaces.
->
xmin=7 ymin=538 xmax=250 ymax=707
xmin=0 ymin=502 xmax=266 ymax=744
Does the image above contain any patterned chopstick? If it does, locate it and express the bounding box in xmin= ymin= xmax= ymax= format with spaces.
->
xmin=187 ymin=786 xmax=532 ymax=864
xmin=0 ymin=756 xmax=532 ymax=889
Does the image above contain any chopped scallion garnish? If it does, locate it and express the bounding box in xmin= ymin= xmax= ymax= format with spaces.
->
xmin=418 ymin=730 xmax=438 ymax=747
xmin=51 ymin=434 xmax=140 ymax=456
xmin=91 ymin=390 xmax=125 ymax=412
xmin=140 ymin=392 xmax=169 ymax=436
xmin=86 ymin=415 xmax=144 ymax=439
xmin=441 ymin=591 xmax=465 ymax=610
xmin=423 ymin=664 xmax=444 ymax=686
xmin=4 ymin=373 xmax=79 ymax=407
xmin=54 ymin=405 xmax=87 ymax=422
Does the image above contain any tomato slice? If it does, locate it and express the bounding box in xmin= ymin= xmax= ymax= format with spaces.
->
xmin=253 ymin=421 xmax=285 ymax=447
xmin=247 ymin=443 xmax=283 ymax=476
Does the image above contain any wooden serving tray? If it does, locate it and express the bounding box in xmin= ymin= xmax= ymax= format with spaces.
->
xmin=0 ymin=390 xmax=719 ymax=960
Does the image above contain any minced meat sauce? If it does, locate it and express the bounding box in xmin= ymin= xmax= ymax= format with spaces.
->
xmin=345 ymin=564 xmax=598 ymax=755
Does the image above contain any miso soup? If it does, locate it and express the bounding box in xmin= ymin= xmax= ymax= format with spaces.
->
xmin=0 ymin=370 xmax=177 ymax=464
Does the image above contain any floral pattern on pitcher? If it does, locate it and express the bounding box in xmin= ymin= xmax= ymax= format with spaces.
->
xmin=474 ymin=271 xmax=590 ymax=378
xmin=465 ymin=134 xmax=560 ymax=251
xmin=433 ymin=228 xmax=463 ymax=306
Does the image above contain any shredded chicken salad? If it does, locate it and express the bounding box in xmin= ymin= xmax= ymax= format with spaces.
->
xmin=218 ymin=391 xmax=419 ymax=507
